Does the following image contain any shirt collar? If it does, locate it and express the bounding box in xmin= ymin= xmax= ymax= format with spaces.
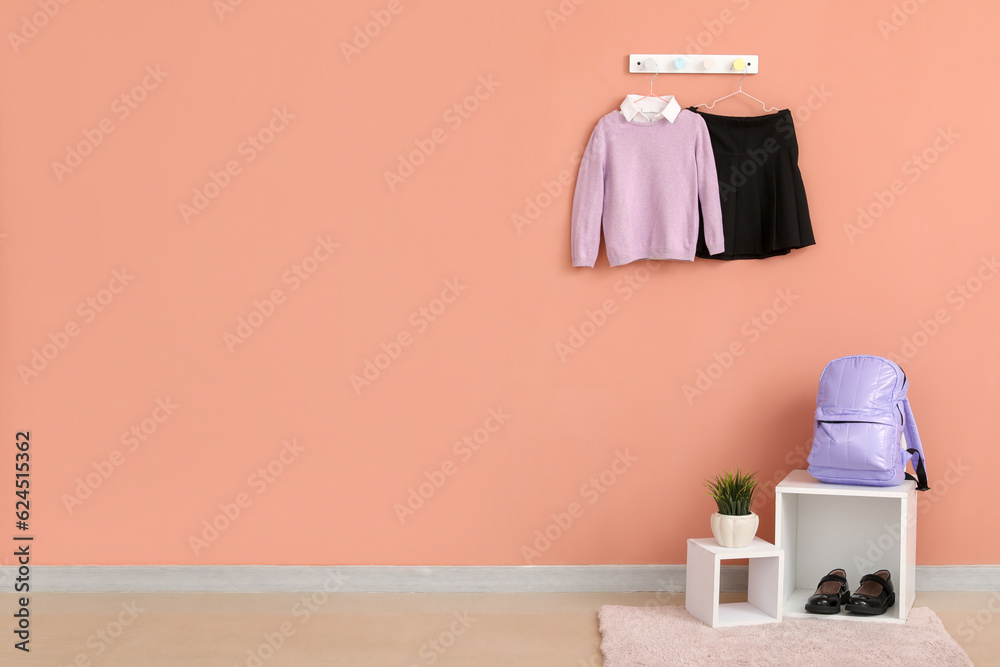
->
xmin=620 ymin=94 xmax=681 ymax=123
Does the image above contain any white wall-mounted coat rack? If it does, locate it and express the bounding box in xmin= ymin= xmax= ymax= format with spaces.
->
xmin=629 ymin=54 xmax=759 ymax=74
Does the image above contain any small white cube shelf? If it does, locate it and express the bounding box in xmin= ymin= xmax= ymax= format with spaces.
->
xmin=775 ymin=470 xmax=916 ymax=624
xmin=685 ymin=537 xmax=784 ymax=628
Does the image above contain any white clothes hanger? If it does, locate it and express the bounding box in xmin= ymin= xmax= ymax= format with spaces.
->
xmin=695 ymin=65 xmax=778 ymax=113
xmin=621 ymin=61 xmax=675 ymax=121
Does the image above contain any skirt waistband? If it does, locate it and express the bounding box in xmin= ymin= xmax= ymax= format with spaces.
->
xmin=687 ymin=107 xmax=798 ymax=153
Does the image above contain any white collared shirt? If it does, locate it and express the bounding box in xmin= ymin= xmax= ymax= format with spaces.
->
xmin=619 ymin=94 xmax=682 ymax=123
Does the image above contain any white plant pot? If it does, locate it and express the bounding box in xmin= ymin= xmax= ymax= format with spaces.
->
xmin=710 ymin=512 xmax=759 ymax=548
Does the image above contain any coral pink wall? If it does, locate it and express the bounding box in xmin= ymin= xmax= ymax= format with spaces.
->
xmin=1 ymin=0 xmax=996 ymax=566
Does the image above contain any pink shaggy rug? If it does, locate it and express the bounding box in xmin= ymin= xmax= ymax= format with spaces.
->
xmin=598 ymin=605 xmax=973 ymax=666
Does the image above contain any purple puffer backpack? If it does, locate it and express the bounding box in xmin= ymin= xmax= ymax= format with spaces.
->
xmin=808 ymin=355 xmax=929 ymax=490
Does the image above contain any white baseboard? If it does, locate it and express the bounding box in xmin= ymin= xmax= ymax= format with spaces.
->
xmin=912 ymin=566 xmax=1000 ymax=591
xmin=2 ymin=564 xmax=997 ymax=593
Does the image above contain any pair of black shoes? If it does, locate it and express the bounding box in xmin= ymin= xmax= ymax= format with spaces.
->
xmin=805 ymin=569 xmax=895 ymax=615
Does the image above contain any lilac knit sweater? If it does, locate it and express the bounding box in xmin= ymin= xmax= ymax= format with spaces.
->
xmin=571 ymin=109 xmax=724 ymax=267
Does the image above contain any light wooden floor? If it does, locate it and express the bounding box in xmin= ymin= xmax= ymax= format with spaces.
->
xmin=1 ymin=591 xmax=997 ymax=666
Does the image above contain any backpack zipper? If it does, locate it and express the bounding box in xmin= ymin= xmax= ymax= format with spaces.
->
xmin=817 ymin=419 xmax=892 ymax=425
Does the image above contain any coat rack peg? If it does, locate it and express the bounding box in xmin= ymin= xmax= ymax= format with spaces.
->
xmin=629 ymin=54 xmax=759 ymax=74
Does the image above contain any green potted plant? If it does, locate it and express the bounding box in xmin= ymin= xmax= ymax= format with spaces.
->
xmin=704 ymin=467 xmax=760 ymax=548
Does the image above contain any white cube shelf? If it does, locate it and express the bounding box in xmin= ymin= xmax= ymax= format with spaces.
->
xmin=685 ymin=537 xmax=784 ymax=628
xmin=775 ymin=470 xmax=916 ymax=624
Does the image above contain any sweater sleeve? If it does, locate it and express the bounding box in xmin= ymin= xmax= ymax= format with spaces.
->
xmin=570 ymin=124 xmax=606 ymax=268
xmin=694 ymin=120 xmax=724 ymax=255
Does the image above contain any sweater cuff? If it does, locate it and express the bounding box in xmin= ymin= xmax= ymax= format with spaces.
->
xmin=573 ymin=257 xmax=596 ymax=268
xmin=705 ymin=238 xmax=725 ymax=256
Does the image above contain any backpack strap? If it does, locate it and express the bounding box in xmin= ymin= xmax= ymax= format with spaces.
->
xmin=902 ymin=397 xmax=929 ymax=491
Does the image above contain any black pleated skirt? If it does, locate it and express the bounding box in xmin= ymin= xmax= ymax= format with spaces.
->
xmin=689 ymin=108 xmax=815 ymax=260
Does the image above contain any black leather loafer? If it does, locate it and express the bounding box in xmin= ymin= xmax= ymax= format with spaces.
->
xmin=846 ymin=570 xmax=895 ymax=615
xmin=804 ymin=569 xmax=851 ymax=614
